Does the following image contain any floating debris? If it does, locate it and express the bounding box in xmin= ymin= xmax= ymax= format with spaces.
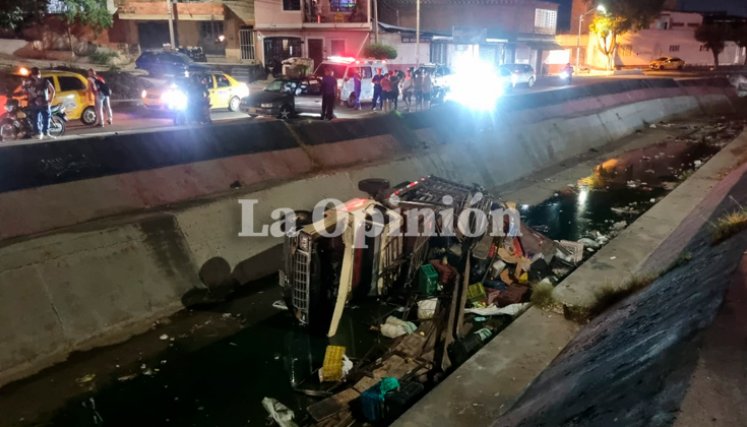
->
xmin=75 ymin=374 xmax=96 ymax=385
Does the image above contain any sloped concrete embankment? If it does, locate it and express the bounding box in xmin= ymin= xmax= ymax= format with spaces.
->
xmin=0 ymin=78 xmax=737 ymax=388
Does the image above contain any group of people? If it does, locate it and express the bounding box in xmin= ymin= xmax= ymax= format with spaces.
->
xmin=372 ymin=67 xmax=433 ymax=112
xmin=20 ymin=66 xmax=113 ymax=140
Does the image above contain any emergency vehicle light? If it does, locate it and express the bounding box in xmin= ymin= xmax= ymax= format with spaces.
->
xmin=327 ymin=55 xmax=356 ymax=63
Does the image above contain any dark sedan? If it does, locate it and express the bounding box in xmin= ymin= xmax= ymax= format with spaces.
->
xmin=239 ymin=77 xmax=323 ymax=120
xmin=135 ymin=51 xmax=210 ymax=77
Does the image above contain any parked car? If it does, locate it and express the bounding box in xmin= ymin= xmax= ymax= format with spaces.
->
xmin=239 ymin=77 xmax=322 ymax=119
xmin=135 ymin=51 xmax=210 ymax=77
xmin=10 ymin=68 xmax=97 ymax=125
xmin=314 ymin=56 xmax=389 ymax=107
xmin=649 ymin=57 xmax=685 ymax=70
xmin=498 ymin=63 xmax=536 ymax=88
xmin=177 ymin=46 xmax=207 ymax=62
xmin=141 ymin=71 xmax=249 ymax=112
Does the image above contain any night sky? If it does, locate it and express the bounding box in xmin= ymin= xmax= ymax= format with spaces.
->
xmin=549 ymin=0 xmax=747 ymax=31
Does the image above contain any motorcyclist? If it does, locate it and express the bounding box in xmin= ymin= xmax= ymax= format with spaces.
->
xmin=563 ymin=63 xmax=574 ymax=84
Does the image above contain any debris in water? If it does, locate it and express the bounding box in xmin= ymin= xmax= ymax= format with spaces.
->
xmin=75 ymin=374 xmax=96 ymax=385
xmin=143 ymin=369 xmax=155 ymax=376
xmin=229 ymin=342 xmax=238 ymax=347
xmin=222 ymin=313 xmax=233 ymax=319
xmin=610 ymin=256 xmax=617 ymax=260
xmin=117 ymin=374 xmax=138 ymax=382
xmin=650 ymin=198 xmax=656 ymax=203
xmin=612 ymin=221 xmax=627 ymax=230
xmin=649 ymin=123 xmax=657 ymax=129
xmin=262 ymin=397 xmax=298 ymax=427
xmin=159 ymin=334 xmax=169 ymax=341
xmin=272 ymin=300 xmax=289 ymax=311
xmin=626 ymin=180 xmax=638 ymax=188
xmin=694 ymin=159 xmax=703 ymax=168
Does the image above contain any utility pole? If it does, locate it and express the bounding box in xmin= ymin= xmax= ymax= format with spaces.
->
xmin=415 ymin=0 xmax=420 ymax=66
xmin=167 ymin=0 xmax=176 ymax=49
xmin=373 ymin=0 xmax=379 ymax=43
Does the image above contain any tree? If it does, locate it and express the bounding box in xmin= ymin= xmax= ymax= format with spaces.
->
xmin=362 ymin=43 xmax=397 ymax=60
xmin=731 ymin=25 xmax=747 ymax=65
xmin=0 ymin=0 xmax=46 ymax=34
xmin=62 ymin=0 xmax=112 ymax=56
xmin=695 ymin=22 xmax=729 ymax=69
xmin=588 ymin=0 xmax=665 ymax=70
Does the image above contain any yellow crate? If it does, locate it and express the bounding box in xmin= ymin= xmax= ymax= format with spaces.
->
xmin=321 ymin=345 xmax=346 ymax=382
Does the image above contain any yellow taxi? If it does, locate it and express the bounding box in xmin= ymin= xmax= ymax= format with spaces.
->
xmin=141 ymin=72 xmax=249 ymax=112
xmin=13 ymin=67 xmax=98 ymax=125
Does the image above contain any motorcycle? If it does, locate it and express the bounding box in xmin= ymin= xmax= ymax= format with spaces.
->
xmin=177 ymin=47 xmax=207 ymax=63
xmin=1 ymin=99 xmax=67 ymax=141
xmin=559 ymin=69 xmax=573 ymax=84
xmin=162 ymin=84 xmax=211 ymax=126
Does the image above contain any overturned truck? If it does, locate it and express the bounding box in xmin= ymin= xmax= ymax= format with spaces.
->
xmin=278 ymin=176 xmax=538 ymax=337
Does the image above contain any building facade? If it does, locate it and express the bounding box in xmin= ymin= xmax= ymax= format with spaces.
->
xmin=254 ymin=0 xmax=372 ymax=71
xmin=378 ymin=0 xmax=560 ymax=71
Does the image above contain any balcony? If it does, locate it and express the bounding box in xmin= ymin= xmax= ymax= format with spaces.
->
xmin=303 ymin=0 xmax=369 ymax=26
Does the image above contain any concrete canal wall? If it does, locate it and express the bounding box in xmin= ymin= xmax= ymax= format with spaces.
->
xmin=0 ymin=78 xmax=737 ymax=387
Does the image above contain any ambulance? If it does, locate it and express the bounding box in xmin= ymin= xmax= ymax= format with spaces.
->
xmin=314 ymin=56 xmax=389 ymax=107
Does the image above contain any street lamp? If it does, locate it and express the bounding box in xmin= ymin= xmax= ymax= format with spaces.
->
xmin=576 ymin=4 xmax=606 ymax=68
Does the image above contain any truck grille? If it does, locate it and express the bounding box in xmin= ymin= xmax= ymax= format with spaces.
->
xmin=290 ymin=247 xmax=311 ymax=325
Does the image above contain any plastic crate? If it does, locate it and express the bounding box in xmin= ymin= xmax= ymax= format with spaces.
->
xmin=418 ymin=264 xmax=439 ymax=296
xmin=321 ymin=345 xmax=346 ymax=382
xmin=466 ymin=282 xmax=487 ymax=306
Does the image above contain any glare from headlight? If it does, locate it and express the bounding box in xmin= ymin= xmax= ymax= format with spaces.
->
xmin=141 ymin=90 xmax=147 ymax=98
xmin=162 ymin=89 xmax=188 ymax=111
xmin=445 ymin=57 xmax=503 ymax=111
xmin=236 ymin=83 xmax=250 ymax=98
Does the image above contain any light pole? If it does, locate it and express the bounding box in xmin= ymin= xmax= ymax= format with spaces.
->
xmin=576 ymin=4 xmax=606 ymax=68
xmin=415 ymin=0 xmax=420 ymax=66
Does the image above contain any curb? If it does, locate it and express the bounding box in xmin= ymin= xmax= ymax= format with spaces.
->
xmin=394 ymin=128 xmax=747 ymax=427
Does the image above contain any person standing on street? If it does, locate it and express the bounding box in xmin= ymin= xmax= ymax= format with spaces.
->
xmin=88 ymin=69 xmax=113 ymax=127
xmin=320 ymin=68 xmax=337 ymax=120
xmin=401 ymin=68 xmax=413 ymax=111
xmin=352 ymin=72 xmax=362 ymax=110
xmin=25 ymin=67 xmax=56 ymax=139
xmin=422 ymin=70 xmax=433 ymax=110
xmin=380 ymin=72 xmax=392 ymax=112
xmin=371 ymin=68 xmax=383 ymax=110
xmin=413 ymin=70 xmax=423 ymax=111
xmin=388 ymin=70 xmax=400 ymax=111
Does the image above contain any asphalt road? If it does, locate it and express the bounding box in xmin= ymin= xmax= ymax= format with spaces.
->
xmin=17 ymin=70 xmax=741 ymax=141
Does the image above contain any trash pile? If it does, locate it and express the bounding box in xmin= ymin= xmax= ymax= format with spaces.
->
xmin=267 ymin=176 xmax=580 ymax=426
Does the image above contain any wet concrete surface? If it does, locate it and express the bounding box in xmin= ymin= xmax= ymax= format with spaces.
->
xmin=495 ymin=170 xmax=747 ymax=427
xmin=1 ymin=118 xmax=744 ymax=427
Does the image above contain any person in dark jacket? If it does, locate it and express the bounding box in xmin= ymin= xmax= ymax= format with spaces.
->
xmin=352 ymin=72 xmax=362 ymax=110
xmin=320 ymin=68 xmax=337 ymax=120
xmin=371 ymin=68 xmax=383 ymax=110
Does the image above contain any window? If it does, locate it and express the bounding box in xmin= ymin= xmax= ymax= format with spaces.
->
xmin=330 ymin=0 xmax=356 ymax=12
xmin=58 ymin=76 xmax=85 ymax=92
xmin=239 ymin=28 xmax=255 ymax=60
xmin=348 ymin=66 xmax=372 ymax=79
xmin=330 ymin=40 xmax=345 ymax=55
xmin=283 ymin=0 xmax=300 ymax=11
xmin=215 ymin=74 xmax=230 ymax=88
xmin=669 ymin=45 xmax=680 ymax=52
xmin=534 ymin=9 xmax=557 ymax=33
xmin=671 ymin=22 xmax=685 ymax=27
